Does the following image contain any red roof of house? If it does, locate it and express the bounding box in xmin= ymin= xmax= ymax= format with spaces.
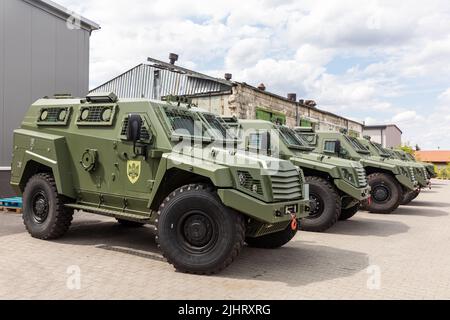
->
xmin=415 ymin=151 xmax=450 ymax=163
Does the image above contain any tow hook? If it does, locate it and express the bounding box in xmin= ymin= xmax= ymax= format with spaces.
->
xmin=290 ymin=214 xmax=298 ymax=231
xmin=366 ymin=196 xmax=372 ymax=207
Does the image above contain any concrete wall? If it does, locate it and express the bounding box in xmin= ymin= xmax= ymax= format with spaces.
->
xmin=0 ymin=0 xmax=91 ymax=168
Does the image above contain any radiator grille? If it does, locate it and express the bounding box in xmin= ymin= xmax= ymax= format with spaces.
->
xmin=355 ymin=167 xmax=368 ymax=187
xmin=271 ymin=169 xmax=302 ymax=201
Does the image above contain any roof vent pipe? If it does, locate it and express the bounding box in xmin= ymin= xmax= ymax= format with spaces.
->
xmin=258 ymin=83 xmax=266 ymax=91
xmin=169 ymin=53 xmax=179 ymax=65
xmin=287 ymin=93 xmax=297 ymax=102
xmin=225 ymin=73 xmax=233 ymax=81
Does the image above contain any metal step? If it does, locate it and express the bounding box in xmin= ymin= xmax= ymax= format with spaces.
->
xmin=65 ymin=204 xmax=152 ymax=223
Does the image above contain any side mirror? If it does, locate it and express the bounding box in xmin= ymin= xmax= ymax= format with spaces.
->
xmin=334 ymin=140 xmax=341 ymax=154
xmin=127 ymin=114 xmax=142 ymax=142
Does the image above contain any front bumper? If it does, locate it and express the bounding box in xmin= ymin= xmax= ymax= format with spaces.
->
xmin=334 ymin=179 xmax=371 ymax=201
xmin=217 ymin=189 xmax=310 ymax=224
xmin=417 ymin=178 xmax=430 ymax=189
xmin=396 ymin=174 xmax=418 ymax=191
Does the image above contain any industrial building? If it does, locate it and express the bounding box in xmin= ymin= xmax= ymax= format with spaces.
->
xmin=363 ymin=124 xmax=403 ymax=148
xmin=90 ymin=55 xmax=365 ymax=137
xmin=0 ymin=0 xmax=99 ymax=197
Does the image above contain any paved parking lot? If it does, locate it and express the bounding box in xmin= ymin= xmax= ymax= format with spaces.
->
xmin=1 ymin=179 xmax=449 ymax=300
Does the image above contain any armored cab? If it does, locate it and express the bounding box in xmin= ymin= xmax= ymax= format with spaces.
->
xmin=10 ymin=92 xmax=310 ymax=274
xmin=221 ymin=117 xmax=371 ymax=232
xmin=358 ymin=140 xmax=428 ymax=205
xmin=381 ymin=148 xmax=431 ymax=204
xmin=295 ymin=127 xmax=418 ymax=214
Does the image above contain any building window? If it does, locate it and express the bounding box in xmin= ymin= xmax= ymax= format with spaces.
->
xmin=300 ymin=119 xmax=312 ymax=127
xmin=256 ymin=108 xmax=286 ymax=125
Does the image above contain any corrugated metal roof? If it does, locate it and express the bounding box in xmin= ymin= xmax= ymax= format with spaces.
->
xmin=90 ymin=57 xmax=363 ymax=127
xmin=90 ymin=61 xmax=232 ymax=100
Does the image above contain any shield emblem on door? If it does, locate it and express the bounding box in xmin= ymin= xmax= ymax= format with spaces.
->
xmin=127 ymin=161 xmax=141 ymax=184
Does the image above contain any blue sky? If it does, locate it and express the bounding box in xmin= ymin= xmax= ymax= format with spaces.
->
xmin=59 ymin=0 xmax=450 ymax=150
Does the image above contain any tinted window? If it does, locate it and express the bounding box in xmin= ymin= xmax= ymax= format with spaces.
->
xmin=202 ymin=113 xmax=236 ymax=140
xmin=164 ymin=108 xmax=208 ymax=137
xmin=278 ymin=126 xmax=308 ymax=147
xmin=324 ymin=141 xmax=337 ymax=153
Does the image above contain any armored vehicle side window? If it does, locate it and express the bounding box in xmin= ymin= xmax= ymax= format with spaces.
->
xmin=161 ymin=107 xmax=214 ymax=141
xmin=344 ymin=136 xmax=370 ymax=154
xmin=278 ymin=126 xmax=314 ymax=152
xmin=371 ymin=142 xmax=390 ymax=157
xmin=37 ymin=107 xmax=72 ymax=126
xmin=202 ymin=114 xmax=236 ymax=141
xmin=324 ymin=140 xmax=337 ymax=153
xmin=76 ymin=105 xmax=117 ymax=126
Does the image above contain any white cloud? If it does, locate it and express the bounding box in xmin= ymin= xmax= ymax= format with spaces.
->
xmin=57 ymin=0 xmax=450 ymax=148
xmin=392 ymin=111 xmax=421 ymax=123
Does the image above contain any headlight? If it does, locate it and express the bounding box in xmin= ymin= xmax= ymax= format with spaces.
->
xmin=341 ymin=168 xmax=356 ymax=185
xmin=237 ymin=171 xmax=263 ymax=196
xmin=238 ymin=171 xmax=248 ymax=186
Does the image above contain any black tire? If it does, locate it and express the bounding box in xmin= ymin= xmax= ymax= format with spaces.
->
xmin=23 ymin=173 xmax=74 ymax=240
xmin=116 ymin=219 xmax=145 ymax=227
xmin=366 ymin=173 xmax=402 ymax=214
xmin=401 ymin=189 xmax=420 ymax=205
xmin=246 ymin=225 xmax=297 ymax=249
xmin=155 ymin=184 xmax=245 ymax=275
xmin=339 ymin=203 xmax=360 ymax=221
xmin=300 ymin=176 xmax=341 ymax=232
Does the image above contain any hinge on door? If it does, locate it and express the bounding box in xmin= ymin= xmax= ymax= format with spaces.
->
xmin=147 ymin=180 xmax=155 ymax=191
xmin=122 ymin=198 xmax=128 ymax=212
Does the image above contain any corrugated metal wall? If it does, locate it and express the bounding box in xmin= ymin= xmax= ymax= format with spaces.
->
xmin=91 ymin=64 xmax=230 ymax=100
xmin=0 ymin=0 xmax=92 ymax=168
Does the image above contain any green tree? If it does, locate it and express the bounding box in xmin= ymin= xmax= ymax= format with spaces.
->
xmin=400 ymin=145 xmax=414 ymax=155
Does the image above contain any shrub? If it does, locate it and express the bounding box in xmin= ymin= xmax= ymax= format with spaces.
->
xmin=437 ymin=165 xmax=450 ymax=180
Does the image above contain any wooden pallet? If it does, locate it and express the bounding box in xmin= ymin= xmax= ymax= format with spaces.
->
xmin=1 ymin=207 xmax=22 ymax=214
xmin=0 ymin=197 xmax=23 ymax=214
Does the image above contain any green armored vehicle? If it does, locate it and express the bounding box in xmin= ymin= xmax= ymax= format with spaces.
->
xmin=357 ymin=139 xmax=426 ymax=205
xmin=382 ymin=148 xmax=432 ymax=204
xmin=295 ymin=128 xmax=418 ymax=214
xmin=221 ymin=118 xmax=371 ymax=232
xmin=391 ymin=149 xmax=436 ymax=179
xmin=10 ymin=92 xmax=310 ymax=275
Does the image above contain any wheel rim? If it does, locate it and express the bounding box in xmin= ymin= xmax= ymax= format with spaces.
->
xmin=31 ymin=190 xmax=49 ymax=224
xmin=308 ymin=193 xmax=324 ymax=219
xmin=372 ymin=184 xmax=391 ymax=203
xmin=177 ymin=211 xmax=218 ymax=254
